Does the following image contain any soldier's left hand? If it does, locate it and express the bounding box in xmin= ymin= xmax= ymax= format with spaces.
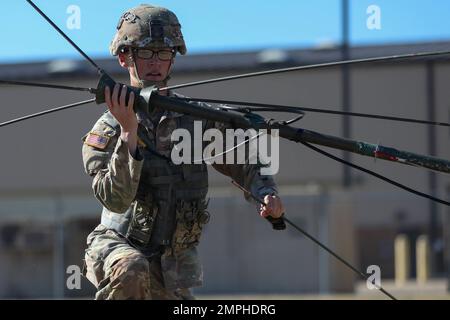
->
xmin=260 ymin=195 xmax=285 ymax=219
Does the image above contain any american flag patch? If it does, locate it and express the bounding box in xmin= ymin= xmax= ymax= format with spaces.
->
xmin=84 ymin=132 xmax=110 ymax=150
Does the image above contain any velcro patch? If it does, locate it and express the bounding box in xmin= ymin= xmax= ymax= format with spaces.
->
xmin=84 ymin=132 xmax=110 ymax=150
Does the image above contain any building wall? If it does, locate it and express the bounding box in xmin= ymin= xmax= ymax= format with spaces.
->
xmin=1 ymin=62 xmax=447 ymax=191
xmin=0 ymin=57 xmax=448 ymax=297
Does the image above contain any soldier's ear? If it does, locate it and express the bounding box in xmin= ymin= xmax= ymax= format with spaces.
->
xmin=118 ymin=52 xmax=133 ymax=68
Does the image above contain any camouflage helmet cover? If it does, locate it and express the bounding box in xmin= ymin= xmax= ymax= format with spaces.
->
xmin=110 ymin=4 xmax=187 ymax=56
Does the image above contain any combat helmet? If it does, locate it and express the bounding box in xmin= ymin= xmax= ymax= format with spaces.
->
xmin=110 ymin=4 xmax=187 ymax=56
xmin=110 ymin=4 xmax=186 ymax=88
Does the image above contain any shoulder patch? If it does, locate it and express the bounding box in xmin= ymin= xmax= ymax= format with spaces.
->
xmin=84 ymin=132 xmax=111 ymax=150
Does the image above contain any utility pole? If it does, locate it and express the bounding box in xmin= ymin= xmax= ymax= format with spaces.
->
xmin=342 ymin=0 xmax=352 ymax=187
xmin=426 ymin=61 xmax=439 ymax=276
xmin=446 ymin=184 xmax=450 ymax=291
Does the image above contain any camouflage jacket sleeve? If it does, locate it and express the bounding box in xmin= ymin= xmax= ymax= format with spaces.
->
xmin=82 ymin=116 xmax=143 ymax=213
xmin=213 ymin=160 xmax=279 ymax=203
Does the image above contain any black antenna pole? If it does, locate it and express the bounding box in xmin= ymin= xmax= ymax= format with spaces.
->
xmin=26 ymin=0 xmax=103 ymax=73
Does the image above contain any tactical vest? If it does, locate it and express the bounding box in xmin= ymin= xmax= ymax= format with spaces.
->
xmin=98 ymin=111 xmax=210 ymax=256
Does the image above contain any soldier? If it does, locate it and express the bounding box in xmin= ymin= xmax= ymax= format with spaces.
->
xmin=82 ymin=4 xmax=285 ymax=300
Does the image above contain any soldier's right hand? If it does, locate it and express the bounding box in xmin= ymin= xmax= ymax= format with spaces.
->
xmin=105 ymin=84 xmax=137 ymax=133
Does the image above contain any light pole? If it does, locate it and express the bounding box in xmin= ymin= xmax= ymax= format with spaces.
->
xmin=342 ymin=0 xmax=352 ymax=188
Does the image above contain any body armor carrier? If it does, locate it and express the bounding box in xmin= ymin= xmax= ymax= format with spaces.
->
xmin=98 ymin=111 xmax=210 ymax=256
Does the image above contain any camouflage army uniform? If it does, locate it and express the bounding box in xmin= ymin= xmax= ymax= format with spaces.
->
xmin=82 ymin=95 xmax=279 ymax=300
xmin=81 ymin=3 xmax=279 ymax=300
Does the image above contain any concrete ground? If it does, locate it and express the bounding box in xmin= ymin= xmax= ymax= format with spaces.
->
xmin=196 ymin=279 xmax=450 ymax=300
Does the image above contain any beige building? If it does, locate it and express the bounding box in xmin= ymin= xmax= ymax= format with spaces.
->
xmin=0 ymin=41 xmax=449 ymax=298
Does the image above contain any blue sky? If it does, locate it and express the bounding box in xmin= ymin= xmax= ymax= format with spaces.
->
xmin=2 ymin=0 xmax=450 ymax=63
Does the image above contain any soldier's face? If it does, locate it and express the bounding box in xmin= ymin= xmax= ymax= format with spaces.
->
xmin=119 ymin=49 xmax=174 ymax=85
xmin=133 ymin=53 xmax=173 ymax=82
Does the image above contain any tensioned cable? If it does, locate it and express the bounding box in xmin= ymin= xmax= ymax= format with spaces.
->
xmin=22 ymin=0 xmax=450 ymax=130
xmin=192 ymin=132 xmax=264 ymax=164
xmin=0 ymin=98 xmax=96 ymax=128
xmin=24 ymin=0 xmax=450 ymax=131
xmin=217 ymin=121 xmax=450 ymax=206
xmin=301 ymin=141 xmax=450 ymax=206
xmin=175 ymin=97 xmax=450 ymax=127
xmin=0 ymin=80 xmax=96 ymax=93
xmin=231 ymin=180 xmax=397 ymax=300
xmin=282 ymin=215 xmax=397 ymax=300
xmin=162 ymin=50 xmax=450 ymax=91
